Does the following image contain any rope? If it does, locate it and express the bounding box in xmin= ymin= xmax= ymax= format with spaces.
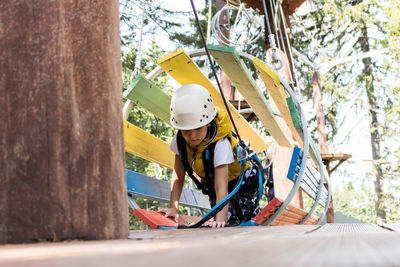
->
xmin=132 ymin=2 xmax=146 ymax=78
xmin=261 ymin=0 xmax=283 ymax=70
xmin=279 ymin=2 xmax=296 ymax=84
xmin=211 ymin=4 xmax=263 ymax=47
xmin=206 ymin=0 xmax=213 ymax=44
xmin=122 ymin=1 xmax=147 ymax=121
xmin=189 ymin=0 xmax=242 ymax=142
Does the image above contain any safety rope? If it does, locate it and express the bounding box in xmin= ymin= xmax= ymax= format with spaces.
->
xmin=122 ymin=1 xmax=146 ymax=120
xmin=189 ymin=0 xmax=242 ymax=143
xmin=278 ymin=3 xmax=296 ymax=85
xmin=186 ymin=0 xmax=266 ymax=228
xmin=211 ymin=3 xmax=263 ymax=47
xmin=132 ymin=2 xmax=146 ymax=78
xmin=261 ymin=0 xmax=283 ymax=70
xmin=206 ymin=0 xmax=213 ymax=44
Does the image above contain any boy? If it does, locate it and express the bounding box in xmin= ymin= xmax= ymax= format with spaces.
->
xmin=161 ymin=84 xmax=261 ymax=228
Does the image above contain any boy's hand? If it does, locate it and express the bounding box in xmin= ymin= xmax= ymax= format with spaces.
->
xmin=203 ymin=218 xmax=226 ymax=228
xmin=211 ymin=220 xmax=226 ymax=228
xmin=159 ymin=208 xmax=179 ymax=222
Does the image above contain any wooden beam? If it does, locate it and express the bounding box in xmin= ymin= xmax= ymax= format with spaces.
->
xmin=253 ymin=58 xmax=304 ymax=147
xmin=124 ymin=121 xmax=174 ymax=170
xmin=157 ymin=48 xmax=269 ymax=153
xmin=208 ymin=45 xmax=292 ymax=147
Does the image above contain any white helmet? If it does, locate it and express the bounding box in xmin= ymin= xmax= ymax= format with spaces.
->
xmin=170 ymin=84 xmax=217 ymax=130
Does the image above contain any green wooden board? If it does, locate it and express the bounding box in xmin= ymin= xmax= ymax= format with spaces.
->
xmin=286 ymin=97 xmax=321 ymax=164
xmin=286 ymin=97 xmax=301 ymax=129
xmin=123 ymin=73 xmax=171 ymax=124
xmin=208 ymin=45 xmax=292 ymax=147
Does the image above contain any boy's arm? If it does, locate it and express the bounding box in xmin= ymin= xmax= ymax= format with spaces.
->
xmin=161 ymin=154 xmax=185 ymax=221
xmin=213 ymin=164 xmax=229 ymax=228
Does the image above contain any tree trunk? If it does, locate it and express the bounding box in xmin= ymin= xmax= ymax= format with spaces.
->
xmin=313 ymin=71 xmax=329 ymax=154
xmin=360 ymin=20 xmax=386 ymax=224
xmin=0 ymin=1 xmax=128 ymax=244
xmin=313 ymin=71 xmax=335 ymax=223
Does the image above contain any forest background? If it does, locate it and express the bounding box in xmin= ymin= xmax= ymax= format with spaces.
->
xmin=119 ymin=0 xmax=400 ymax=227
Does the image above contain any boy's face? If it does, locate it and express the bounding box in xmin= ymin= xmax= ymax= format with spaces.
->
xmin=181 ymin=124 xmax=209 ymax=147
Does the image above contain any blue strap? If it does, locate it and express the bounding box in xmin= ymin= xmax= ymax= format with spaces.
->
xmin=187 ymin=158 xmax=247 ymax=228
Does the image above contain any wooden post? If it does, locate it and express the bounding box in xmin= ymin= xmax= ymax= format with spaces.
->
xmin=0 ymin=1 xmax=128 ymax=243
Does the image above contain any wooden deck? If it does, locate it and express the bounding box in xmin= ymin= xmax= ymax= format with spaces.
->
xmin=1 ymin=223 xmax=399 ymax=267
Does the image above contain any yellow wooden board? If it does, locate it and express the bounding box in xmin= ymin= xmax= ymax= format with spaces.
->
xmin=157 ymin=48 xmax=268 ymax=153
xmin=208 ymin=45 xmax=291 ymax=147
xmin=253 ymin=57 xmax=303 ymax=147
xmin=124 ymin=120 xmax=174 ymax=170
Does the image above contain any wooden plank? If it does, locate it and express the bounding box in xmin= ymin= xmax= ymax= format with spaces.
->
xmin=3 ymin=226 xmax=400 ymax=267
xmin=304 ymin=214 xmax=319 ymax=225
xmin=157 ymin=48 xmax=268 ymax=153
xmin=271 ymin=144 xmax=304 ymax=207
xmin=132 ymin=209 xmax=178 ymax=229
xmin=207 ymin=45 xmax=292 ymax=147
xmin=122 ymin=73 xmax=171 ymax=124
xmin=300 ymin=180 xmax=327 ymax=206
xmin=277 ymin=214 xmax=302 ymax=224
xmin=271 ymin=219 xmax=293 ymax=226
xmin=253 ymin=57 xmax=303 ymax=147
xmin=126 ymin=170 xmax=211 ymax=210
xmin=124 ymin=120 xmax=174 ymax=169
xmin=281 ymin=209 xmax=304 ymax=221
xmin=253 ymin=197 xmax=283 ymax=224
xmin=286 ymin=205 xmax=307 ymax=217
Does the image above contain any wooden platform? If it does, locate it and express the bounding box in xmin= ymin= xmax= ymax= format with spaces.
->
xmin=1 ymin=223 xmax=400 ymax=267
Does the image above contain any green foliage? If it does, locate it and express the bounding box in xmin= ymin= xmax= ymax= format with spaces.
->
xmin=332 ymin=182 xmax=377 ymax=223
xmin=291 ymin=0 xmax=400 ymax=223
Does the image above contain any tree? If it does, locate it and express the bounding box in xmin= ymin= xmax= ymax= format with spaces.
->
xmin=291 ymin=0 xmax=400 ymax=223
xmin=0 ymin=1 xmax=128 ymax=243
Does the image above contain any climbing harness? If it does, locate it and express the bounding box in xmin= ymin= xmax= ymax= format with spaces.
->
xmin=187 ymin=0 xmax=266 ymax=228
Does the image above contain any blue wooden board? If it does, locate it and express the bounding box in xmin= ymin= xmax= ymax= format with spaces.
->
xmin=126 ymin=170 xmax=211 ymax=210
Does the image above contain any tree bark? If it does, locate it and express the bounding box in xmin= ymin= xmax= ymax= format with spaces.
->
xmin=360 ymin=20 xmax=386 ymax=224
xmin=0 ymin=1 xmax=128 ymax=244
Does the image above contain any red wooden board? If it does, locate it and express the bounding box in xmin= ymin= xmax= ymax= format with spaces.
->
xmin=132 ymin=209 xmax=204 ymax=229
xmin=132 ymin=209 xmax=178 ymax=229
xmin=253 ymin=197 xmax=284 ymax=224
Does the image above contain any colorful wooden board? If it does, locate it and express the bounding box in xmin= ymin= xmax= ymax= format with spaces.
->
xmin=126 ymin=170 xmax=210 ymax=210
xmin=124 ymin=120 xmax=174 ymax=169
xmin=157 ymin=48 xmax=268 ymax=153
xmin=123 ymin=73 xmax=171 ymax=124
xmin=207 ymin=45 xmax=292 ymax=147
xmin=253 ymin=197 xmax=319 ymax=226
xmin=253 ymin=57 xmax=304 ymax=147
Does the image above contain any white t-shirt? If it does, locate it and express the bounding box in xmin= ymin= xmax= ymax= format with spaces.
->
xmin=169 ymin=134 xmax=234 ymax=168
